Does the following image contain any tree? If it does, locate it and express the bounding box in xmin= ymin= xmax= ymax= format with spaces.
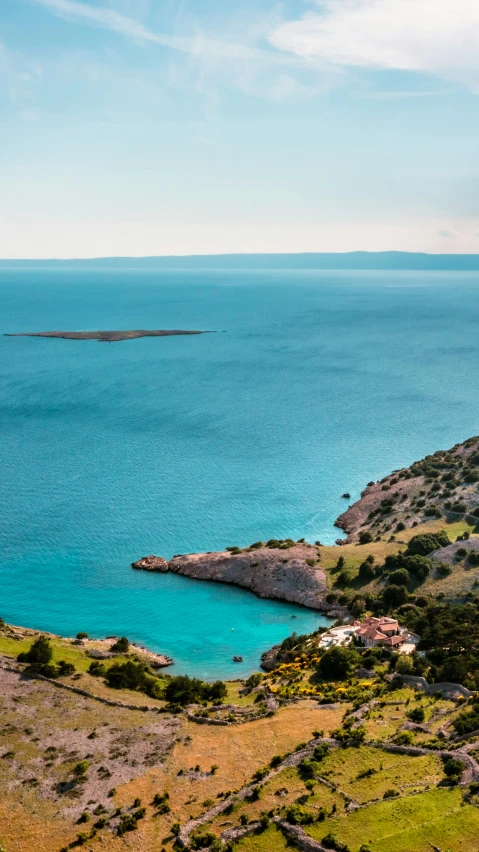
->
xmin=106 ymin=660 xmax=148 ymax=691
xmin=359 ymin=531 xmax=373 ymax=545
xmin=404 ymin=555 xmax=432 ymax=581
xmin=164 ymin=674 xmax=226 ymax=706
xmin=388 ymin=569 xmax=409 ymax=587
xmin=443 ymin=757 xmax=464 ymax=778
xmin=358 ymin=555 xmax=376 ymax=581
xmin=209 ymin=681 xmax=227 ymax=702
xmin=317 ymin=646 xmax=361 ymax=680
xmin=395 ymin=655 xmax=413 ymax=674
xmin=110 ymin=636 xmax=129 ymax=654
xmin=351 ymin=598 xmax=366 ymax=617
xmin=407 ymin=531 xmax=449 ymax=556
xmin=18 ymin=636 xmax=53 ymax=669
xmin=164 ymin=674 xmax=204 ymax=705
xmin=382 ymin=584 xmax=408 ymax=609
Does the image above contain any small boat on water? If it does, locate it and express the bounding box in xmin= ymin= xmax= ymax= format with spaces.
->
xmin=233 ymin=656 xmax=243 ymax=663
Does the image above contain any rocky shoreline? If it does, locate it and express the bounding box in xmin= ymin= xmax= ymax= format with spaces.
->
xmin=335 ymin=435 xmax=479 ymax=544
xmin=5 ymin=624 xmax=173 ymax=668
xmin=132 ymin=543 xmax=345 ymax=616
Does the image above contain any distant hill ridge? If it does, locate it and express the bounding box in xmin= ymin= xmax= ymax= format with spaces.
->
xmin=2 ymin=251 xmax=479 ymax=270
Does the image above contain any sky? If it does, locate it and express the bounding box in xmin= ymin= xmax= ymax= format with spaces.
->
xmin=1 ymin=0 xmax=479 ymax=257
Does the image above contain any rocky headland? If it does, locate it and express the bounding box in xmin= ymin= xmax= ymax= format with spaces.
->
xmin=132 ymin=542 xmax=334 ymax=611
xmin=5 ymin=329 xmax=212 ymax=342
xmin=335 ymin=435 xmax=479 ymax=544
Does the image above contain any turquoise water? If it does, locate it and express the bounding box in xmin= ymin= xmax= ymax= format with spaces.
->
xmin=1 ymin=267 xmax=479 ymax=678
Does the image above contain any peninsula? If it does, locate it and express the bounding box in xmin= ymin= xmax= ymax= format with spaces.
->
xmin=4 ymin=329 xmax=212 ymax=342
xmin=132 ymin=435 xmax=479 ymax=611
xmin=132 ymin=544 xmax=337 ymax=613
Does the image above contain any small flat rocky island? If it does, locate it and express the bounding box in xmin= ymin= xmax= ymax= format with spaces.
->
xmin=5 ymin=329 xmax=211 ymax=342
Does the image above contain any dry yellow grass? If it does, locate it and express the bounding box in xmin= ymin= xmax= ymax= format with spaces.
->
xmin=0 ymin=799 xmax=76 ymax=852
xmin=106 ymin=702 xmax=348 ymax=850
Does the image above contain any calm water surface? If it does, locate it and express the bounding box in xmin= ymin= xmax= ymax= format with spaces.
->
xmin=1 ymin=268 xmax=479 ymax=677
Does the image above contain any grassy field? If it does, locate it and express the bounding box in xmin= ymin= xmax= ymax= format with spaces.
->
xmin=306 ymin=787 xmax=479 ymax=852
xmin=0 ymin=631 xmax=130 ymax=673
xmin=318 ymin=746 xmax=443 ymax=803
xmin=2 ymin=641 xmax=478 ymax=852
xmin=234 ymin=824 xmax=291 ymax=851
xmin=318 ymin=516 xmax=479 ymax=597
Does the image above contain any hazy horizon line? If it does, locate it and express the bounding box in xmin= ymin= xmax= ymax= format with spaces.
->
xmin=2 ymin=250 xmax=479 ymax=271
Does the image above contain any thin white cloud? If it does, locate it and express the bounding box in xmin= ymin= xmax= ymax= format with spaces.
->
xmin=356 ymin=88 xmax=457 ymax=100
xmin=32 ymin=0 xmax=261 ymax=60
xmin=437 ymin=229 xmax=459 ymax=239
xmin=28 ymin=0 xmax=338 ymax=110
xmin=269 ymin=0 xmax=479 ymax=90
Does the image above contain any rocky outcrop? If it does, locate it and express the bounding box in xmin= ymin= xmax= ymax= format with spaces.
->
xmin=431 ymin=538 xmax=479 ymax=565
xmin=334 ymin=475 xmax=422 ymax=543
xmin=131 ymin=555 xmax=169 ymax=572
xmin=392 ymin=673 xmax=472 ymax=700
xmin=133 ymin=543 xmax=329 ymax=610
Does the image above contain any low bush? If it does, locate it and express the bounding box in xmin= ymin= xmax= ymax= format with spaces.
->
xmin=322 ymin=834 xmax=351 ymax=852
xmin=406 ymin=531 xmax=450 ymax=556
xmin=110 ymin=636 xmax=129 ymax=654
xmin=285 ymin=804 xmax=314 ymax=825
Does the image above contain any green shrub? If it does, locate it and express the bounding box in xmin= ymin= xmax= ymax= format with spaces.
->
xmin=407 ymin=531 xmax=450 ymax=556
xmin=73 ymin=760 xmax=89 ymax=778
xmin=383 ymin=788 xmax=399 ymax=799
xmin=164 ymin=675 xmax=227 ymax=706
xmin=110 ymin=636 xmax=129 ymax=654
xmin=190 ymin=830 xmax=221 ymax=849
xmin=245 ymin=673 xmax=263 ymax=689
xmin=88 ymin=660 xmax=107 ymax=677
xmin=395 ymin=731 xmax=414 ymax=745
xmin=443 ymin=757 xmax=465 ymax=778
xmin=322 ymin=834 xmax=351 ymax=852
xmin=17 ymin=636 xmax=53 ymax=669
xmin=382 ymin=584 xmax=408 ymax=609
xmin=407 ymin=706 xmax=425 ymax=723
xmin=285 ymin=804 xmax=314 ymax=825
xmin=388 ymin=568 xmax=409 ymax=587
xmin=317 ymin=647 xmax=361 ymax=680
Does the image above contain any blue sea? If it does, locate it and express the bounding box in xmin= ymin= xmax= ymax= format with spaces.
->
xmin=1 ymin=267 xmax=479 ymax=678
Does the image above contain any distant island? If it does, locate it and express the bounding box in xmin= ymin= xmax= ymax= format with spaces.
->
xmin=2 ymin=251 xmax=479 ymax=270
xmin=4 ymin=329 xmax=212 ymax=343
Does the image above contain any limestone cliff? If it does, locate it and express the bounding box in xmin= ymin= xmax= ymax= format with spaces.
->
xmin=133 ymin=543 xmax=328 ymax=610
